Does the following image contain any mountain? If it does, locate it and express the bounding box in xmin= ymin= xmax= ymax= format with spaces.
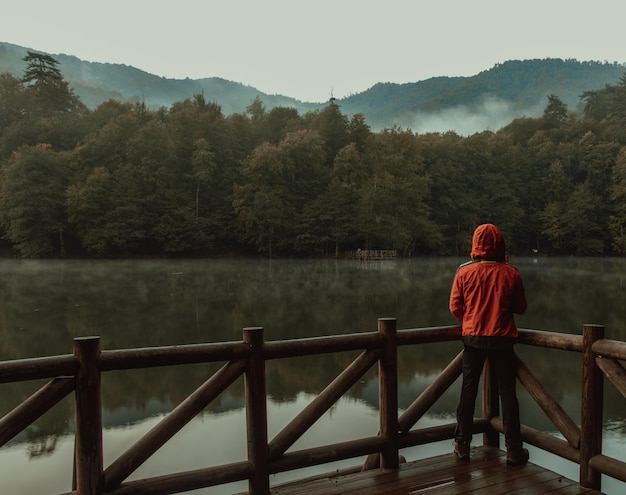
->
xmin=1 ymin=41 xmax=625 ymax=134
xmin=0 ymin=42 xmax=304 ymax=113
xmin=347 ymin=59 xmax=626 ymax=134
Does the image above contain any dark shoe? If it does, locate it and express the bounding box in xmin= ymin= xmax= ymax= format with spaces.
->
xmin=507 ymin=447 xmax=529 ymax=465
xmin=454 ymin=441 xmax=470 ymax=460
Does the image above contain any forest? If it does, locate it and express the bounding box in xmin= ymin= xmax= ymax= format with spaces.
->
xmin=2 ymin=52 xmax=626 ymax=258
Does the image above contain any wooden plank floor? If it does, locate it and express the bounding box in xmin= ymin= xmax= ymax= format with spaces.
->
xmin=269 ymin=446 xmax=604 ymax=495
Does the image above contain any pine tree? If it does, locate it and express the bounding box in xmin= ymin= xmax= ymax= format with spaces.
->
xmin=21 ymin=51 xmax=63 ymax=84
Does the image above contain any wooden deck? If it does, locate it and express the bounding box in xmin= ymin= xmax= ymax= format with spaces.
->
xmin=268 ymin=446 xmax=604 ymax=495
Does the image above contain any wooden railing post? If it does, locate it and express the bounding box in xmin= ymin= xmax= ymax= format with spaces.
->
xmin=379 ymin=318 xmax=399 ymax=469
xmin=580 ymin=324 xmax=604 ymax=490
xmin=73 ymin=337 xmax=103 ymax=495
xmin=482 ymin=357 xmax=500 ymax=447
xmin=244 ymin=327 xmax=269 ymax=495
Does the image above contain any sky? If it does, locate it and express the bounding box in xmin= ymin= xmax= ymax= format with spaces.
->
xmin=2 ymin=0 xmax=625 ymax=103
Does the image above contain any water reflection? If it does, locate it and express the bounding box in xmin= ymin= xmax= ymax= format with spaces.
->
xmin=1 ymin=257 xmax=626 ymax=494
xmin=0 ymin=395 xmax=381 ymax=495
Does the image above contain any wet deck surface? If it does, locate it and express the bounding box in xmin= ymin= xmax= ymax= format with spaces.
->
xmin=269 ymin=446 xmax=604 ymax=494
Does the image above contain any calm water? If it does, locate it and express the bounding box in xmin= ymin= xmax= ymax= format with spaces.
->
xmin=1 ymin=257 xmax=625 ymax=494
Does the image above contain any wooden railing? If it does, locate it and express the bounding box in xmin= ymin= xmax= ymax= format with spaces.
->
xmin=1 ymin=321 xmax=625 ymax=494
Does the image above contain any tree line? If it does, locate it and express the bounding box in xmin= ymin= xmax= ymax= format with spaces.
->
xmin=2 ymin=52 xmax=626 ymax=258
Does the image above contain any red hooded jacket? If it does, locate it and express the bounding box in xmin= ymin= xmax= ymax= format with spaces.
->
xmin=449 ymin=224 xmax=527 ymax=342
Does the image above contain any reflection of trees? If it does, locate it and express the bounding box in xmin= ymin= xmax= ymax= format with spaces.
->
xmin=27 ymin=435 xmax=57 ymax=458
xmin=1 ymin=258 xmax=626 ymax=448
xmin=2 ymin=391 xmax=73 ymax=458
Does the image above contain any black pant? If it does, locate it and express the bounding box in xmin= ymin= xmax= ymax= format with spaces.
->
xmin=454 ymin=344 xmax=523 ymax=449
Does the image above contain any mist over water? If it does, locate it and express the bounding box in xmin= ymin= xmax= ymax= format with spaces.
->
xmin=1 ymin=257 xmax=625 ymax=494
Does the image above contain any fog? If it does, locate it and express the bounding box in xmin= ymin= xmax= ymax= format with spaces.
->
xmin=404 ymin=95 xmax=545 ymax=136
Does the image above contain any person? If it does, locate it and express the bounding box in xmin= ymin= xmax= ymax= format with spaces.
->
xmin=449 ymin=223 xmax=529 ymax=465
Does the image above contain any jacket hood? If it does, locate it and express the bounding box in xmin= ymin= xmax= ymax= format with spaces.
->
xmin=470 ymin=224 xmax=506 ymax=261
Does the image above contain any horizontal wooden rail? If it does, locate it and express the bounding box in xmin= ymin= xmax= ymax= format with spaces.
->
xmin=86 ymin=461 xmax=253 ymax=495
xmin=592 ymin=338 xmax=626 ymax=361
xmin=0 ymin=354 xmax=77 ymax=383
xmin=264 ymin=332 xmax=384 ymax=360
xmin=99 ymin=342 xmax=251 ymax=371
xmin=269 ymin=435 xmax=388 ymax=474
xmin=589 ymin=454 xmax=626 ymax=483
xmin=397 ymin=325 xmax=461 ymax=345
xmin=398 ymin=420 xmax=491 ymax=450
xmin=276 ymin=422 xmax=483 ymax=484
xmin=517 ymin=328 xmax=584 ymax=351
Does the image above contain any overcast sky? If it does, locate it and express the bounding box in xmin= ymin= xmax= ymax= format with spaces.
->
xmin=2 ymin=0 xmax=625 ymax=103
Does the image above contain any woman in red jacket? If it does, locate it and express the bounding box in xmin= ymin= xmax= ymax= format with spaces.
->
xmin=449 ymin=223 xmax=529 ymax=465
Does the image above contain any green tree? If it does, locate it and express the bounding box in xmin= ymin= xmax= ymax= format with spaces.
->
xmin=581 ymin=75 xmax=626 ymax=143
xmin=582 ymin=86 xmax=613 ymax=122
xmin=22 ymin=51 xmax=83 ymax=117
xmin=68 ymin=161 xmax=160 ymax=256
xmin=500 ymin=116 xmax=543 ymax=146
xmin=609 ymin=148 xmax=626 ymax=254
xmin=360 ymin=128 xmax=438 ymax=254
xmin=233 ymin=130 xmax=326 ymax=255
xmin=179 ymin=137 xmax=219 ymax=250
xmin=542 ymin=94 xmax=569 ymax=129
xmin=0 ymin=73 xmax=23 ymax=132
xmin=348 ymin=113 xmax=371 ymax=152
xmin=0 ymin=52 xmax=87 ymax=155
xmin=305 ymin=101 xmax=350 ymax=166
xmin=261 ymin=106 xmax=303 ymax=144
xmin=308 ymin=143 xmax=365 ymax=256
xmin=246 ymin=96 xmax=266 ymax=125
xmin=609 ymin=74 xmax=626 ymax=124
xmin=22 ymin=51 xmax=63 ymax=84
xmin=417 ymin=132 xmax=468 ymax=254
xmin=85 ymin=99 xmax=136 ymax=132
xmin=233 ymin=141 xmax=288 ymax=256
xmin=191 ymin=138 xmax=216 ymax=220
xmin=0 ymin=145 xmax=70 ymax=257
xmin=167 ymin=97 xmax=241 ymax=252
xmin=447 ymin=132 xmax=518 ymax=247
xmin=66 ymin=166 xmax=115 ymax=255
xmin=542 ymin=184 xmax=604 ymax=254
xmin=70 ymin=105 xmax=184 ymax=255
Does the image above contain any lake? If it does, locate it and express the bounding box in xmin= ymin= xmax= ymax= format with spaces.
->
xmin=1 ymin=257 xmax=625 ymax=494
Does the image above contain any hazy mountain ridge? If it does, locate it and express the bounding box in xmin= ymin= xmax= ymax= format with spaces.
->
xmin=339 ymin=59 xmax=626 ymax=133
xmin=1 ymin=41 xmax=625 ymax=134
xmin=0 ymin=41 xmax=303 ymax=113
